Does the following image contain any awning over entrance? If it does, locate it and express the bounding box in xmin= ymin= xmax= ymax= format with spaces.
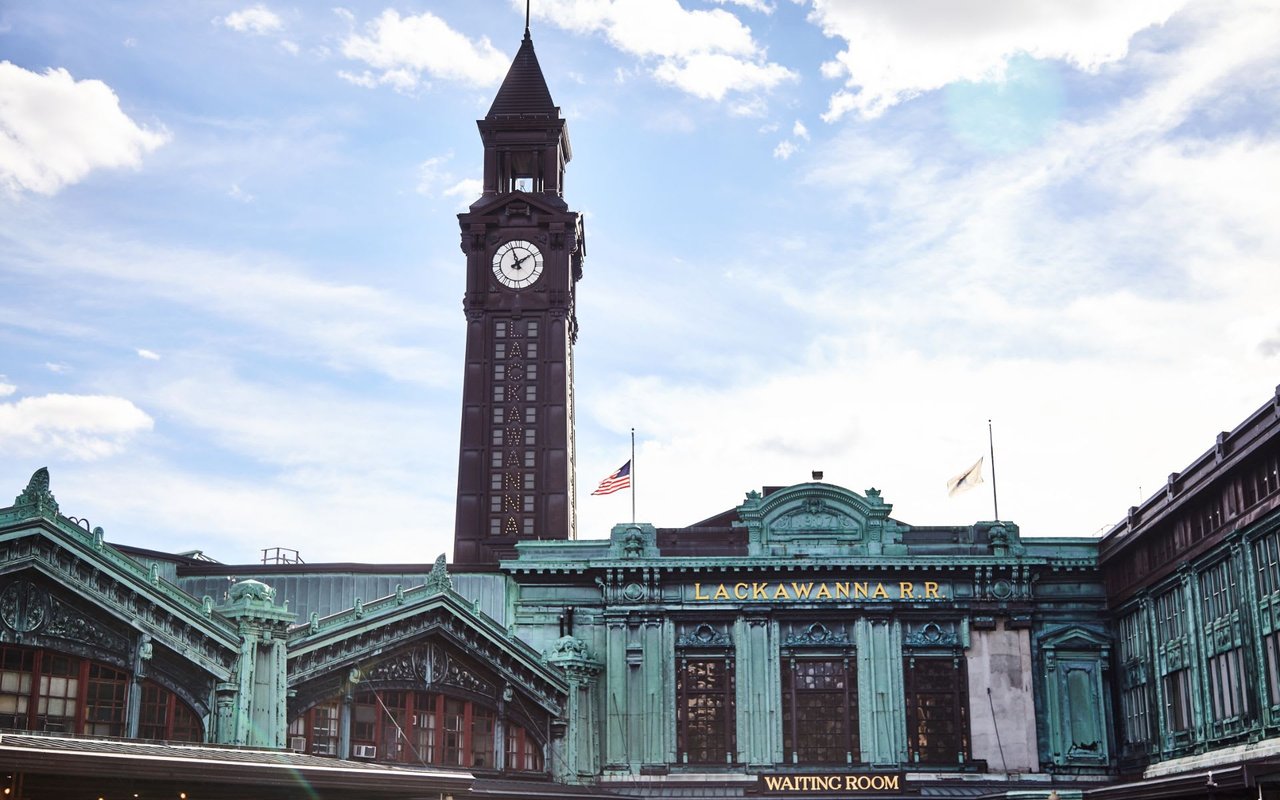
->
xmin=0 ymin=733 xmax=472 ymax=799
xmin=0 ymin=733 xmax=643 ymax=800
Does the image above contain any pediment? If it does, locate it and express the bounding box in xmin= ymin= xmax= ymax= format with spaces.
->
xmin=0 ymin=471 xmax=240 ymax=684
xmin=287 ymin=580 xmax=567 ymax=718
xmin=736 ymin=482 xmax=898 ymax=557
xmin=1040 ymin=624 xmax=1112 ymax=653
xmin=466 ymin=190 xmax=569 ymax=218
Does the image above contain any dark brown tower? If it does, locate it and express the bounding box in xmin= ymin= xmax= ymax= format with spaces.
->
xmin=453 ymin=30 xmax=584 ymax=566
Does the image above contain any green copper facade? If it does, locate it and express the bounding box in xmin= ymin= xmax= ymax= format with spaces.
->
xmin=4 ymin=380 xmax=1280 ymax=799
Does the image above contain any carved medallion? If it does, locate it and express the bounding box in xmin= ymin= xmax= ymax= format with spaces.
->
xmin=0 ymin=580 xmax=47 ymax=633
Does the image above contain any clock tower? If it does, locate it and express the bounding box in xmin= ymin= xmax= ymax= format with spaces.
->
xmin=453 ymin=28 xmax=584 ymax=566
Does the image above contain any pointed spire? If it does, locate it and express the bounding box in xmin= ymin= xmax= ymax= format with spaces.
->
xmin=486 ymin=32 xmax=557 ymax=119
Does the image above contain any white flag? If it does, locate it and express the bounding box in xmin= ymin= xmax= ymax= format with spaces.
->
xmin=947 ymin=457 xmax=984 ymax=497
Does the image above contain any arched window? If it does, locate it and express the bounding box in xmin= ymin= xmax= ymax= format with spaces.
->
xmin=289 ymin=690 xmax=544 ymax=771
xmin=0 ymin=644 xmax=202 ymax=742
xmin=138 ymin=680 xmax=203 ymax=742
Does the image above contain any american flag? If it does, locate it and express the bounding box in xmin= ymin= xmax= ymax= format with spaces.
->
xmin=591 ymin=460 xmax=631 ymax=496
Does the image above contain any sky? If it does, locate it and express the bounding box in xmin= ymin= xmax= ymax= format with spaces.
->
xmin=1 ymin=0 xmax=1278 ymax=564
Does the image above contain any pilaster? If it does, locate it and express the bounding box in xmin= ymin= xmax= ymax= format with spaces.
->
xmin=604 ymin=616 xmax=628 ymax=769
xmin=546 ymin=634 xmax=603 ymax=783
xmin=858 ymin=617 xmax=905 ymax=766
xmin=735 ymin=612 xmax=779 ymax=766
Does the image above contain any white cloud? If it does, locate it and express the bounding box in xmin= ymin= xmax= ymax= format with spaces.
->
xmin=0 ymin=212 xmax=455 ymax=386
xmin=773 ymin=139 xmax=797 ymax=159
xmin=0 ymin=378 xmax=14 ymax=397
xmin=572 ymin=0 xmax=1280 ymax=542
xmin=810 ymin=0 xmax=1188 ymax=119
xmin=443 ymin=178 xmax=482 ymax=201
xmin=416 ymin=153 xmax=480 ymax=204
xmin=336 ymin=69 xmax=379 ymax=89
xmin=227 ymin=183 xmax=254 ymax=202
xmin=221 ymin=5 xmax=284 ymax=35
xmin=0 ymin=394 xmax=153 ymax=460
xmin=44 ymin=362 xmax=69 ymax=374
xmin=62 ymin=460 xmax=454 ymax=563
xmin=341 ymin=10 xmax=511 ymax=91
xmin=535 ymin=0 xmax=796 ymax=103
xmin=653 ymin=52 xmax=796 ymax=101
xmin=712 ymin=0 xmax=776 ymax=13
xmin=792 ymin=120 xmax=810 ymax=140
xmin=136 ymin=348 xmax=160 ymax=360
xmin=415 ymin=154 xmax=452 ymax=195
xmin=280 ymin=40 xmax=300 ymax=56
xmin=728 ymin=97 xmax=768 ymax=117
xmin=0 ymin=62 xmax=169 ymax=195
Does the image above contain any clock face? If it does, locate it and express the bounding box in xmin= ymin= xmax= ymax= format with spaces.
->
xmin=491 ymin=240 xmax=544 ymax=290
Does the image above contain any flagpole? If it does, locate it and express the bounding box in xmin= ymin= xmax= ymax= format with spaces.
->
xmin=630 ymin=427 xmax=636 ymax=524
xmin=988 ymin=419 xmax=1000 ymax=521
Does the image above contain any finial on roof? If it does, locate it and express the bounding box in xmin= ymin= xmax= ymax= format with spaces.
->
xmin=426 ymin=553 xmax=453 ymax=594
xmin=14 ymin=467 xmax=58 ymax=519
xmin=525 ymin=0 xmax=531 ymax=37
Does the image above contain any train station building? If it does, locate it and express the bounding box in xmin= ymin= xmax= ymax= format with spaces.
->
xmin=3 ymin=22 xmax=1280 ymax=800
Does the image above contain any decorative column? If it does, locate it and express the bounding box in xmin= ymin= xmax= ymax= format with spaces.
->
xmin=216 ymin=579 xmax=295 ymax=747
xmin=546 ymin=634 xmax=604 ymax=783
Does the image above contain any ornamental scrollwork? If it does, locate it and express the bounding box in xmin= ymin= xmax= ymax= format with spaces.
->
xmin=676 ymin=623 xmax=731 ymax=649
xmin=45 ymin=596 xmax=130 ymax=657
xmin=361 ymin=646 xmax=429 ymax=684
xmin=441 ymin=653 xmax=494 ymax=697
xmin=904 ymin=621 xmax=959 ymax=648
xmin=772 ymin=498 xmax=858 ymax=533
xmin=784 ymin=622 xmax=849 ymax=647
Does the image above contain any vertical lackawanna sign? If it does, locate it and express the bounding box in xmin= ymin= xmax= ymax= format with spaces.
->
xmin=759 ymin=774 xmax=903 ymax=793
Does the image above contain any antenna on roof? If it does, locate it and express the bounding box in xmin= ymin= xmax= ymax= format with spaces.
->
xmin=525 ymin=0 xmax=531 ymax=36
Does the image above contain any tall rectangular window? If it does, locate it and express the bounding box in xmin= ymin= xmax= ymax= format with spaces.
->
xmin=676 ymin=657 xmax=735 ymax=764
xmin=903 ymin=655 xmax=969 ymax=765
xmin=1200 ymin=560 xmax=1251 ymax=724
xmin=378 ymin=691 xmax=409 ymax=763
xmin=1256 ymin=530 xmax=1280 ymax=707
xmin=413 ymin=696 xmax=439 ymax=764
xmin=1116 ymin=610 xmax=1152 ymax=747
xmin=83 ymin=663 xmax=128 ymax=737
xmin=443 ymin=697 xmax=467 ymax=766
xmin=471 ymin=706 xmax=496 ymax=768
xmin=35 ymin=654 xmax=78 ymax=733
xmin=1154 ymin=588 xmax=1194 ymax=732
xmin=1256 ymin=531 xmax=1280 ymax=596
xmin=0 ymin=646 xmax=34 ymax=730
xmin=782 ymin=657 xmax=858 ymax=764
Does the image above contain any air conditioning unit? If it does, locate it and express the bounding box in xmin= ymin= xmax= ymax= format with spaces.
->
xmin=289 ymin=736 xmax=307 ymax=753
xmin=353 ymin=745 xmax=377 ymax=759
